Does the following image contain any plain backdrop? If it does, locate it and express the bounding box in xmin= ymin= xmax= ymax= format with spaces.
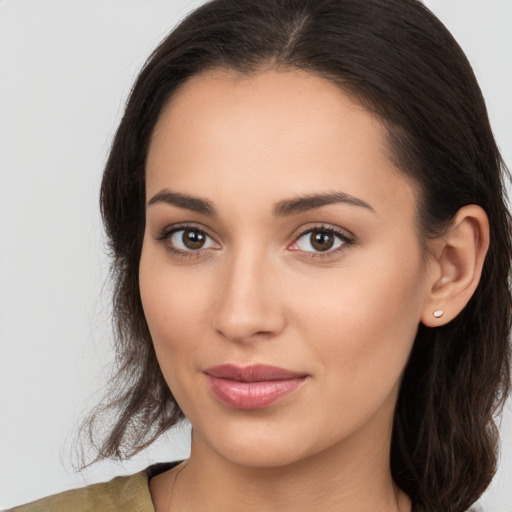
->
xmin=0 ymin=0 xmax=511 ymax=510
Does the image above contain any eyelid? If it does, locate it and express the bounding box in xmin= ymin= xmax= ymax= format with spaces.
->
xmin=288 ymin=223 xmax=356 ymax=258
xmin=154 ymin=221 xmax=355 ymax=260
xmin=155 ymin=222 xmax=221 ymax=255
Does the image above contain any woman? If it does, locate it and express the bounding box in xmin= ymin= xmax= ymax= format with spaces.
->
xmin=8 ymin=0 xmax=511 ymax=511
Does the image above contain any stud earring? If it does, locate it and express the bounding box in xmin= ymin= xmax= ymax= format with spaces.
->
xmin=433 ymin=310 xmax=443 ymax=319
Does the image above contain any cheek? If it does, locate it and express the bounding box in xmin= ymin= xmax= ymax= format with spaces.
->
xmin=293 ymin=244 xmax=426 ymax=399
xmin=139 ymin=243 xmax=209 ymax=374
xmin=139 ymin=258 xmax=214 ymax=423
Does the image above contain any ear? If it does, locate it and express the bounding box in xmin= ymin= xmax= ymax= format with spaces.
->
xmin=421 ymin=205 xmax=490 ymax=327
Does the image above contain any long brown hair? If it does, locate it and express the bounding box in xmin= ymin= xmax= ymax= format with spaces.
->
xmin=83 ymin=1 xmax=512 ymax=510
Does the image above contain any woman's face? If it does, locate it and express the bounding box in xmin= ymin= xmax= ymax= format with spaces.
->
xmin=140 ymin=69 xmax=433 ymax=468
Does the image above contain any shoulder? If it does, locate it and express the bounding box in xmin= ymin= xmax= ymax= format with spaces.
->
xmin=5 ymin=470 xmax=154 ymax=512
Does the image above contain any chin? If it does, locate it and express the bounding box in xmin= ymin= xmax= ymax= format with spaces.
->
xmin=190 ymin=415 xmax=344 ymax=470
xmin=214 ymin=439 xmax=314 ymax=469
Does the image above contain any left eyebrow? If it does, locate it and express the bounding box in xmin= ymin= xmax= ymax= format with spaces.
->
xmin=273 ymin=192 xmax=375 ymax=217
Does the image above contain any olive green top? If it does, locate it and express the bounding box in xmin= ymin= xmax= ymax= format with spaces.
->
xmin=5 ymin=461 xmax=484 ymax=512
xmin=5 ymin=462 xmax=178 ymax=512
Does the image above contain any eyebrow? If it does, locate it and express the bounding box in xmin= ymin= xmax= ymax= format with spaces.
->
xmin=148 ymin=190 xmax=217 ymax=216
xmin=147 ymin=189 xmax=374 ymax=216
xmin=273 ymin=192 xmax=374 ymax=216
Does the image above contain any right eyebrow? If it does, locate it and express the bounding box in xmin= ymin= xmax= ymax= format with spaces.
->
xmin=147 ymin=189 xmax=217 ymax=216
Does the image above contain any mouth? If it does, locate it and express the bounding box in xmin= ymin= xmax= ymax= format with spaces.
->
xmin=203 ymin=364 xmax=309 ymax=410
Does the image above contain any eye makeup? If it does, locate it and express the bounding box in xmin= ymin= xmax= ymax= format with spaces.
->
xmin=154 ymin=221 xmax=356 ymax=262
xmin=288 ymin=223 xmax=356 ymax=261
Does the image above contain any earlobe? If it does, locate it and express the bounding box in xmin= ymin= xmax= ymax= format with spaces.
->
xmin=421 ymin=205 xmax=490 ymax=327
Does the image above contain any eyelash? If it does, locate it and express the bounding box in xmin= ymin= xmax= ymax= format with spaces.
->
xmin=289 ymin=224 xmax=355 ymax=260
xmin=155 ymin=223 xmax=218 ymax=261
xmin=155 ymin=223 xmax=355 ymax=261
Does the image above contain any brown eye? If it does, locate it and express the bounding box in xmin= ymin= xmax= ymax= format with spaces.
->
xmin=167 ymin=227 xmax=219 ymax=252
xmin=310 ymin=231 xmax=335 ymax=252
xmin=182 ymin=229 xmax=206 ymax=249
xmin=291 ymin=227 xmax=349 ymax=254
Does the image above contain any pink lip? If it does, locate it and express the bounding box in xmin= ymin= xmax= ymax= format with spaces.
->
xmin=203 ymin=364 xmax=308 ymax=409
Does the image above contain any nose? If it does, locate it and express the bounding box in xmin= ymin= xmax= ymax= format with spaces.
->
xmin=211 ymin=249 xmax=287 ymax=343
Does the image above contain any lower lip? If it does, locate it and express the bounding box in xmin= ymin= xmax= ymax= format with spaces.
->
xmin=206 ymin=376 xmax=306 ymax=409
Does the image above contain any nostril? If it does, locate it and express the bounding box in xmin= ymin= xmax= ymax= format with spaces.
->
xmin=211 ymin=307 xmax=286 ymax=343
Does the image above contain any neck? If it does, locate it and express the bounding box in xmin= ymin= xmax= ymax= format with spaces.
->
xmin=170 ymin=427 xmax=411 ymax=512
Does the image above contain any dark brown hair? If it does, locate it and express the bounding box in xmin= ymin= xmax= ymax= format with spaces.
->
xmin=85 ymin=1 xmax=512 ymax=510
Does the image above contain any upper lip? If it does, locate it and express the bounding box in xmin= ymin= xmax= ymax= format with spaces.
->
xmin=203 ymin=364 xmax=308 ymax=382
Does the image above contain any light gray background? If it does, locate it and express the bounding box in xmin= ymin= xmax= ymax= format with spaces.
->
xmin=0 ymin=0 xmax=511 ymax=509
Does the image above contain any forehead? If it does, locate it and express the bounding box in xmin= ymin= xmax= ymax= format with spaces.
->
xmin=146 ymin=68 xmax=417 ymax=221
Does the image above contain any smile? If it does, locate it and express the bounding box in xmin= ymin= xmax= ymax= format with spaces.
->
xmin=203 ymin=364 xmax=309 ymax=409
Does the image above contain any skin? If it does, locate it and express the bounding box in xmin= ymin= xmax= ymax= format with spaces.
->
xmin=140 ymin=68 xmax=489 ymax=511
